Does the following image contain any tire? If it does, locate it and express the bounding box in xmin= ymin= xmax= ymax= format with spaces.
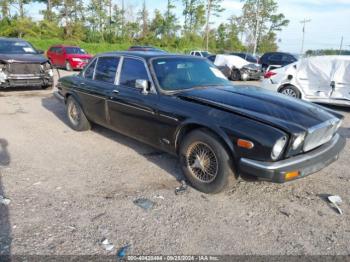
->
xmin=65 ymin=61 xmax=73 ymax=71
xmin=279 ymin=85 xmax=301 ymax=99
xmin=66 ymin=96 xmax=91 ymax=131
xmin=230 ymin=69 xmax=241 ymax=81
xmin=179 ymin=129 xmax=236 ymax=194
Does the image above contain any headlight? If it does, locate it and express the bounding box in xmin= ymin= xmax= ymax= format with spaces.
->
xmin=292 ymin=133 xmax=306 ymax=150
xmin=271 ymin=136 xmax=287 ymax=160
xmin=72 ymin=58 xmax=83 ymax=62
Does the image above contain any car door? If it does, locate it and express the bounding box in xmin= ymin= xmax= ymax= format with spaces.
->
xmin=56 ymin=47 xmax=65 ymax=66
xmin=107 ymin=56 xmax=161 ymax=146
xmin=76 ymin=56 xmax=120 ymax=126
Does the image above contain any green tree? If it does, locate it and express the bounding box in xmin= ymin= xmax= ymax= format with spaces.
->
xmin=0 ymin=0 xmax=11 ymax=19
xmin=240 ymin=0 xmax=289 ymax=53
xmin=205 ymin=0 xmax=224 ymax=50
xmin=137 ymin=0 xmax=149 ymax=39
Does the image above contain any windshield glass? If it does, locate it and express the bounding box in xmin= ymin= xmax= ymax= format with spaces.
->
xmin=65 ymin=47 xmax=86 ymax=54
xmin=152 ymin=57 xmax=231 ymax=92
xmin=201 ymin=51 xmax=210 ymax=57
xmin=0 ymin=40 xmax=37 ymax=54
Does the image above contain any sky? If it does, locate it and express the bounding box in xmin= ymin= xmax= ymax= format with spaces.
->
xmin=27 ymin=0 xmax=350 ymax=53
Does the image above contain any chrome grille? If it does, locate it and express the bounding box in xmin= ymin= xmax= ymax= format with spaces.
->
xmin=304 ymin=119 xmax=340 ymax=152
xmin=8 ymin=63 xmax=42 ymax=74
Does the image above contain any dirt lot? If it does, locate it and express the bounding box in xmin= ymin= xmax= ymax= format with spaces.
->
xmin=0 ymin=70 xmax=350 ymax=256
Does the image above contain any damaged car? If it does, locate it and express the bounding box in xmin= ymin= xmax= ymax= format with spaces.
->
xmin=0 ymin=37 xmax=53 ymax=89
xmin=55 ymin=52 xmax=345 ymax=194
xmin=212 ymin=54 xmax=262 ymax=81
xmin=262 ymin=56 xmax=350 ymax=107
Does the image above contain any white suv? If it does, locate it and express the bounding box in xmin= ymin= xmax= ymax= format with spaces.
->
xmin=190 ymin=51 xmax=211 ymax=58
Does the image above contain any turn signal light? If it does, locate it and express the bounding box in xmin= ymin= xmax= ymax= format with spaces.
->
xmin=237 ymin=139 xmax=254 ymax=149
xmin=285 ymin=171 xmax=300 ymax=181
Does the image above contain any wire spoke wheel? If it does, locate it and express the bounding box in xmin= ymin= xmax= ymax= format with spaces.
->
xmin=68 ymin=101 xmax=80 ymax=126
xmin=281 ymin=88 xmax=297 ymax=98
xmin=186 ymin=142 xmax=218 ymax=183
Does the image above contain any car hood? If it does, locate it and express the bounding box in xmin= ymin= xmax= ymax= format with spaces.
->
xmin=0 ymin=53 xmax=49 ymax=64
xmin=66 ymin=54 xmax=93 ymax=59
xmin=177 ymin=85 xmax=340 ymax=133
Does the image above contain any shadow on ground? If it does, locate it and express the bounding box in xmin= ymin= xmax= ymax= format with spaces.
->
xmin=41 ymin=96 xmax=184 ymax=183
xmin=0 ymin=138 xmax=11 ymax=258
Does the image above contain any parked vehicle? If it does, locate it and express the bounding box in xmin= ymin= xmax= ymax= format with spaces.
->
xmin=47 ymin=45 xmax=93 ymax=71
xmin=190 ymin=50 xmax=211 ymax=58
xmin=128 ymin=46 xmax=167 ymax=53
xmin=0 ymin=37 xmax=53 ymax=89
xmin=55 ymin=52 xmax=345 ymax=193
xmin=207 ymin=55 xmax=231 ymax=79
xmin=230 ymin=52 xmax=259 ymax=63
xmin=213 ymin=54 xmax=262 ymax=81
xmin=262 ymin=56 xmax=350 ymax=106
xmin=259 ymin=52 xmax=298 ymax=71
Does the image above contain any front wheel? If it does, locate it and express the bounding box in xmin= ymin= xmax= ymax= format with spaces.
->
xmin=279 ymin=85 xmax=301 ymax=99
xmin=65 ymin=61 xmax=73 ymax=71
xmin=66 ymin=96 xmax=91 ymax=131
xmin=230 ymin=69 xmax=241 ymax=81
xmin=179 ymin=129 xmax=236 ymax=194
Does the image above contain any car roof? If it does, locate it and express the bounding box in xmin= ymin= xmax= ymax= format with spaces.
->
xmin=0 ymin=37 xmax=27 ymax=42
xmin=97 ymin=51 xmax=203 ymax=60
xmin=50 ymin=45 xmax=80 ymax=48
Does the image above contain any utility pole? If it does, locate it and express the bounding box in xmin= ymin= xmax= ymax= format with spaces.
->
xmin=121 ymin=0 xmax=125 ymax=38
xmin=252 ymin=0 xmax=260 ymax=57
xmin=205 ymin=0 xmax=212 ymax=51
xmin=339 ymin=36 xmax=344 ymax=55
xmin=300 ymin=18 xmax=311 ymax=56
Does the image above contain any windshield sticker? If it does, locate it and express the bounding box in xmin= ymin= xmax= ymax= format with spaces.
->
xmin=157 ymin=61 xmax=166 ymax=65
xmin=23 ymin=47 xmax=35 ymax=53
xmin=210 ymin=67 xmax=227 ymax=79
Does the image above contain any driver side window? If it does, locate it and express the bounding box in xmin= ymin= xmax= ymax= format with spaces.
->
xmin=84 ymin=59 xmax=97 ymax=80
xmin=119 ymin=58 xmax=149 ymax=88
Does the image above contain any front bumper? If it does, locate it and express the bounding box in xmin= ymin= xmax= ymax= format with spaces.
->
xmin=239 ymin=134 xmax=345 ymax=183
xmin=0 ymin=74 xmax=53 ymax=88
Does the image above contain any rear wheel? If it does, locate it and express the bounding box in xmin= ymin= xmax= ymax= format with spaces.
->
xmin=66 ymin=96 xmax=91 ymax=131
xmin=279 ymin=85 xmax=301 ymax=99
xmin=179 ymin=129 xmax=236 ymax=194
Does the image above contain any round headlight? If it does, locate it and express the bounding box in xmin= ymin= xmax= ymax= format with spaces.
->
xmin=272 ymin=136 xmax=287 ymax=160
xmin=292 ymin=133 xmax=305 ymax=150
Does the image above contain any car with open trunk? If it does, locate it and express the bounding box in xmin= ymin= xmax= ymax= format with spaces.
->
xmin=55 ymin=52 xmax=346 ymax=193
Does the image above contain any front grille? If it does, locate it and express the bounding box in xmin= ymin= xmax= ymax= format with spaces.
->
xmin=303 ymin=119 xmax=339 ymax=152
xmin=8 ymin=63 xmax=42 ymax=74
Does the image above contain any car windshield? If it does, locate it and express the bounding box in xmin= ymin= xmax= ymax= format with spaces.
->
xmin=66 ymin=47 xmax=86 ymax=54
xmin=0 ymin=40 xmax=37 ymax=54
xmin=152 ymin=57 xmax=231 ymax=92
xmin=201 ymin=51 xmax=210 ymax=57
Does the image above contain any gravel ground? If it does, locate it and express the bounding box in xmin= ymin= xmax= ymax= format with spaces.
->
xmin=0 ymin=70 xmax=350 ymax=256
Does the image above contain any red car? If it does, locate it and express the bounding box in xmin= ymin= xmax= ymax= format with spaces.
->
xmin=47 ymin=45 xmax=93 ymax=71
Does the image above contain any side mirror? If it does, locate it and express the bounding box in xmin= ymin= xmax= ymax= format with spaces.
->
xmin=37 ymin=49 xmax=44 ymax=54
xmin=135 ymin=79 xmax=150 ymax=95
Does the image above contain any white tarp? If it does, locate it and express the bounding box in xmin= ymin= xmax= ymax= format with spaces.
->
xmin=294 ymin=56 xmax=350 ymax=99
xmin=214 ymin=54 xmax=250 ymax=69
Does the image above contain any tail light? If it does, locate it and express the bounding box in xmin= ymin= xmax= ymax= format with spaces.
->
xmin=264 ymin=71 xmax=277 ymax=79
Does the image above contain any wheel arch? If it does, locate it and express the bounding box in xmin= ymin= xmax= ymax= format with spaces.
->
xmin=175 ymin=122 xmax=236 ymax=159
xmin=277 ymin=83 xmax=304 ymax=98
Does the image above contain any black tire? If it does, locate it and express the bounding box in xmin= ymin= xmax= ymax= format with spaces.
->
xmin=65 ymin=61 xmax=73 ymax=71
xmin=179 ymin=129 xmax=236 ymax=194
xmin=230 ymin=69 xmax=241 ymax=81
xmin=66 ymin=96 xmax=91 ymax=131
xmin=279 ymin=85 xmax=301 ymax=99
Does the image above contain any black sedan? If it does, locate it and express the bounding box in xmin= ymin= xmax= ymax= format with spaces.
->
xmin=0 ymin=37 xmax=53 ymax=89
xmin=55 ymin=52 xmax=345 ymax=193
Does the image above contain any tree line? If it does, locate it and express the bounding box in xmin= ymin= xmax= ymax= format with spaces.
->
xmin=0 ymin=0 xmax=289 ymax=53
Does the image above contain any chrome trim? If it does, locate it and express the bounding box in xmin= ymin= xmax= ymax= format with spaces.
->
xmin=108 ymin=99 xmax=155 ymax=115
xmin=159 ymin=113 xmax=179 ymax=122
xmin=241 ymin=134 xmax=340 ymax=170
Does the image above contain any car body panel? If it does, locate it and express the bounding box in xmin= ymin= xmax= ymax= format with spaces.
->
xmin=56 ymin=52 xmax=345 ymax=183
